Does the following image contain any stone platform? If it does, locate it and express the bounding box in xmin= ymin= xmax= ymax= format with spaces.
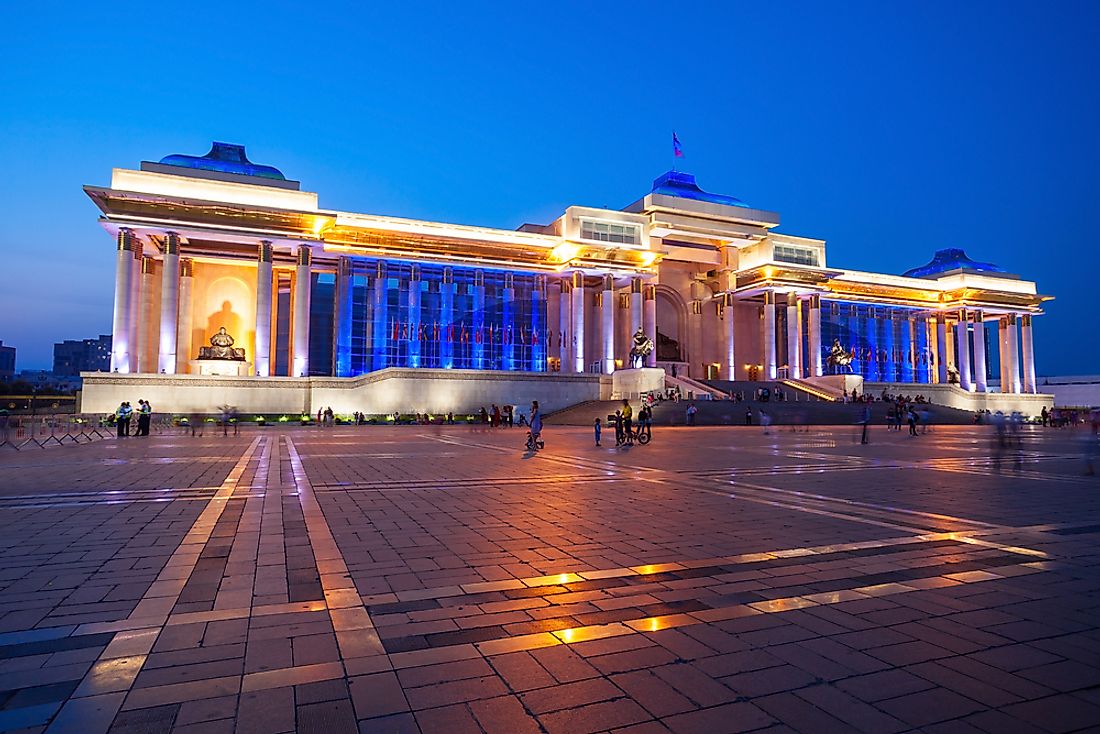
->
xmin=79 ymin=368 xmax=613 ymax=417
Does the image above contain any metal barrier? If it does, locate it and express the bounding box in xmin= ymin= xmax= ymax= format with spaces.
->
xmin=0 ymin=413 xmax=118 ymax=451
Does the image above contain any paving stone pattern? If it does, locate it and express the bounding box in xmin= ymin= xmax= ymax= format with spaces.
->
xmin=0 ymin=423 xmax=1098 ymax=733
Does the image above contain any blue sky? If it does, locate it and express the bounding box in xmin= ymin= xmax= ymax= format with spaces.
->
xmin=1 ymin=1 xmax=1097 ymax=374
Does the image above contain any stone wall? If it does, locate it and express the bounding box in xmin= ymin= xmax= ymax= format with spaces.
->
xmin=79 ymin=368 xmax=612 ymax=416
xmin=863 ymin=382 xmax=1053 ymax=415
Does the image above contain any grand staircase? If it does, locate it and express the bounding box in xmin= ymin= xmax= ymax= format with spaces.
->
xmin=545 ymin=381 xmax=978 ymax=426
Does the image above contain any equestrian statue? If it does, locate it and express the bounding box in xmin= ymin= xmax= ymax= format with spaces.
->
xmin=628 ymin=327 xmax=655 ymax=369
xmin=825 ymin=338 xmax=855 ymax=374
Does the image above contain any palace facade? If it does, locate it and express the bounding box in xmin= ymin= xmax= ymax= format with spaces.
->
xmin=84 ymin=143 xmax=1049 ymax=406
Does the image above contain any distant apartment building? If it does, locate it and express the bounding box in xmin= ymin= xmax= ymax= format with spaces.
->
xmin=53 ymin=334 xmax=112 ymax=376
xmin=0 ymin=341 xmax=15 ymax=381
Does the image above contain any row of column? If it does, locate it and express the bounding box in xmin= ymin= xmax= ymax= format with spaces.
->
xmin=112 ymin=232 xmax=315 ymax=377
xmin=111 ymin=229 xmax=195 ymax=375
xmin=760 ymin=291 xmax=825 ymax=381
xmin=557 ymin=273 xmax=656 ymax=374
xmin=953 ymin=310 xmax=1036 ymax=394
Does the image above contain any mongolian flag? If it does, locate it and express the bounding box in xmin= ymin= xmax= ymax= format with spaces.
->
xmin=673 ymin=131 xmax=684 ymax=158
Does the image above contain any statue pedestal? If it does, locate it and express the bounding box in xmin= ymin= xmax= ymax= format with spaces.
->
xmin=612 ymin=368 xmax=665 ymax=400
xmin=189 ymin=359 xmax=252 ymax=377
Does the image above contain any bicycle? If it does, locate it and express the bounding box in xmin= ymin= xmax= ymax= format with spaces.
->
xmin=525 ymin=431 xmax=544 ymax=451
xmin=635 ymin=430 xmax=651 ymax=445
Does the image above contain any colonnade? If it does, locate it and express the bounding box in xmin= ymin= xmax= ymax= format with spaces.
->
xmin=111 ymin=228 xmax=196 ymax=375
xmin=555 ymin=272 xmax=655 ymax=374
xmin=760 ymin=290 xmax=825 ymax=381
xmin=949 ymin=309 xmax=1037 ymax=394
xmin=108 ymin=230 xmax=1039 ymax=391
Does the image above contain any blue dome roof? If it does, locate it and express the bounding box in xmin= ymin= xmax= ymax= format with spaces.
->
xmin=651 ymin=171 xmax=748 ymax=208
xmin=158 ymin=142 xmax=286 ymax=181
xmin=903 ymin=248 xmax=1005 ymax=278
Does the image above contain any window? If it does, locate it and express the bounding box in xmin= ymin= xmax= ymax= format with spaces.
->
xmin=581 ymin=219 xmax=640 ymax=245
xmin=773 ymin=244 xmax=818 ymax=267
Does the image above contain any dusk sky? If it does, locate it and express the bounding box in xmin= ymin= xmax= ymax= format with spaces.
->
xmin=1 ymin=2 xmax=1097 ymax=375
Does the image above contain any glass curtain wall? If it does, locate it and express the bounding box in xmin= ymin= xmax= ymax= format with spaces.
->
xmin=821 ymin=300 xmax=933 ymax=383
xmin=311 ymin=259 xmax=549 ymax=377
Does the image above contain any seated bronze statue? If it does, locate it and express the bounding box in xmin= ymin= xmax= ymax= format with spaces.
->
xmin=198 ymin=327 xmax=246 ymax=361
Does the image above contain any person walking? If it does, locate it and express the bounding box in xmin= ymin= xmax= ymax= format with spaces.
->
xmin=529 ymin=401 xmax=542 ymax=447
xmin=907 ymin=407 xmax=918 ymax=436
xmin=745 ymin=407 xmax=753 ymax=426
xmin=686 ymin=402 xmax=698 ymax=427
xmin=860 ymin=402 xmax=872 ymax=445
xmin=594 ymin=417 xmax=602 ymax=447
xmin=760 ymin=408 xmax=772 ymax=435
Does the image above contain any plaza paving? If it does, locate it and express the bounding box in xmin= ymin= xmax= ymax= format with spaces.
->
xmin=0 ymin=424 xmax=1098 ymax=733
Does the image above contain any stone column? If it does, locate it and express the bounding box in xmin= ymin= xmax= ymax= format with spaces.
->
xmin=157 ymin=232 xmax=181 ymax=374
xmin=601 ymin=275 xmax=614 ymax=374
xmin=128 ymin=240 xmax=143 ymax=374
xmin=531 ymin=275 xmax=547 ymax=371
xmin=440 ymin=267 xmax=455 ymax=369
xmin=254 ymin=241 xmax=274 ymax=377
xmin=334 ymin=256 xmax=354 ymax=375
xmin=786 ymin=293 xmax=801 ymax=379
xmin=1021 ymin=314 xmax=1037 ymax=393
xmin=502 ymin=272 xmax=515 ymax=370
xmin=558 ymin=277 xmax=572 ymax=371
xmin=724 ymin=293 xmax=736 ymax=380
xmin=571 ymin=271 xmax=585 ymax=373
xmin=956 ymin=310 xmax=972 ymax=391
xmin=371 ymin=261 xmax=388 ymax=371
xmin=935 ymin=316 xmax=948 ymax=384
xmin=764 ymin=291 xmax=777 ymax=380
xmin=643 ymin=285 xmax=657 ymax=368
xmin=630 ymin=277 xmax=643 ymax=335
xmin=473 ymin=269 xmax=486 ymax=369
xmin=1006 ymin=314 xmax=1021 ymax=394
xmin=407 ymin=264 xmax=422 ymax=369
xmin=176 ymin=258 xmax=193 ymax=374
xmin=971 ymin=310 xmax=987 ymax=393
xmin=110 ymin=228 xmax=135 ymax=373
xmin=690 ymin=298 xmax=704 ymax=379
xmin=292 ymin=245 xmax=312 ymax=377
xmin=808 ymin=294 xmax=822 ymax=377
xmin=138 ymin=255 xmax=156 ymax=374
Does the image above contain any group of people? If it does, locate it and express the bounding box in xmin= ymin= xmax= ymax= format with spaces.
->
xmin=477 ymin=404 xmax=526 ymax=428
xmin=886 ymin=399 xmax=932 ymax=436
xmin=594 ymin=400 xmax=652 ymax=447
xmin=114 ymin=400 xmax=153 ymax=437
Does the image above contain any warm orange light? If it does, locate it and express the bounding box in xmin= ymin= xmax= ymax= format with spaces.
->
xmin=549 ymin=242 xmax=581 ymax=264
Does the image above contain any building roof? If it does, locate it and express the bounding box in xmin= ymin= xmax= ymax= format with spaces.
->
xmin=157 ymin=142 xmax=287 ymax=181
xmin=650 ymin=171 xmax=748 ymax=208
xmin=902 ymin=248 xmax=1006 ymax=278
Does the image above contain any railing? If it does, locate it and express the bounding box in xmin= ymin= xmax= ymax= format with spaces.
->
xmin=0 ymin=413 xmax=173 ymax=450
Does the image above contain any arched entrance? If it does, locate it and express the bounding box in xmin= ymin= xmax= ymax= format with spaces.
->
xmin=655 ymin=286 xmax=688 ymax=364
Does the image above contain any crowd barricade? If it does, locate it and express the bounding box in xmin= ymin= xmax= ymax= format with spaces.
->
xmin=0 ymin=413 xmax=116 ymax=450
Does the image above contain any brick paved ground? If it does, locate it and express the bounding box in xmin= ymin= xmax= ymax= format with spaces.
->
xmin=0 ymin=423 xmax=1098 ymax=733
